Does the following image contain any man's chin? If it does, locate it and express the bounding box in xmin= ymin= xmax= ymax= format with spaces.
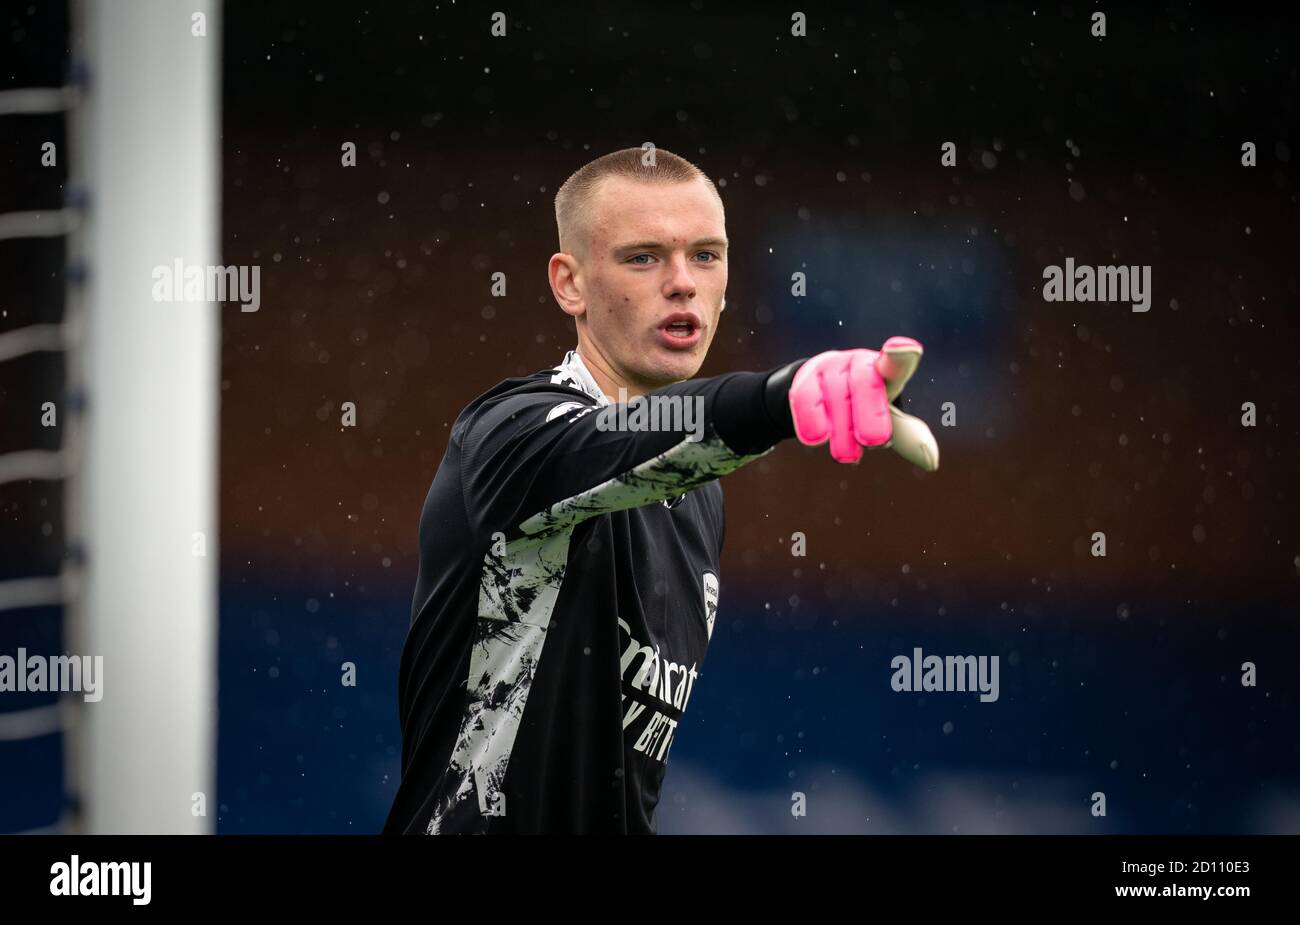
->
xmin=646 ymin=352 xmax=704 ymax=386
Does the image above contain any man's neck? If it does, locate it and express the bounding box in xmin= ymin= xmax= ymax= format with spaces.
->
xmin=574 ymin=343 xmax=650 ymax=402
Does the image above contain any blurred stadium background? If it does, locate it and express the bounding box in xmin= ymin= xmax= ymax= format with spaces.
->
xmin=2 ymin=1 xmax=1296 ymax=833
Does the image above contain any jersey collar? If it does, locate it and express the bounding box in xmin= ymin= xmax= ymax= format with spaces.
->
xmin=553 ymin=349 xmax=611 ymax=406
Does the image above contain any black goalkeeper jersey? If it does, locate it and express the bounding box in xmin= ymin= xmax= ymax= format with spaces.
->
xmin=384 ymin=348 xmax=796 ymax=834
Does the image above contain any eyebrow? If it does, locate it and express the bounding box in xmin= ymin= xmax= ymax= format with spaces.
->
xmin=612 ymin=237 xmax=729 ymax=255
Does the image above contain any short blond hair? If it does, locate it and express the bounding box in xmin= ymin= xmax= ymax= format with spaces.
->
xmin=554 ymin=147 xmax=722 ymax=260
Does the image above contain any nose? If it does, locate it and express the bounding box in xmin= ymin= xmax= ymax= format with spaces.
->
xmin=662 ymin=254 xmax=697 ymax=300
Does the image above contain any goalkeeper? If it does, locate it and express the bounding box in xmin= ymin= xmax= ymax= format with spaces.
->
xmin=384 ymin=147 xmax=938 ymax=834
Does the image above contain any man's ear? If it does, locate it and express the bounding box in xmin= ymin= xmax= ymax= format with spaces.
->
xmin=720 ymin=297 xmax=727 ymax=312
xmin=550 ymin=252 xmax=585 ymax=320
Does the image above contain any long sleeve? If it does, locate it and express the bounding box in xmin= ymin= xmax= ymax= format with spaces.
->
xmin=459 ymin=365 xmax=800 ymax=541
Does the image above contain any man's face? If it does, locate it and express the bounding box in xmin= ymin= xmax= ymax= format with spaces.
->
xmin=563 ymin=176 xmax=728 ymax=391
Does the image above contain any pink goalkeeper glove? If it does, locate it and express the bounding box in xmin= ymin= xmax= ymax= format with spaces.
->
xmin=788 ymin=336 xmax=939 ymax=470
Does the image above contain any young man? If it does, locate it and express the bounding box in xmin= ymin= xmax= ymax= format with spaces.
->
xmin=384 ymin=147 xmax=938 ymax=834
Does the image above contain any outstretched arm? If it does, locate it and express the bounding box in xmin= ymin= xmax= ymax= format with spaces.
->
xmin=462 ymin=338 xmax=938 ymax=540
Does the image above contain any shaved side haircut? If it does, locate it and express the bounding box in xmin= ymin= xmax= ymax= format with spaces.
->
xmin=553 ymin=147 xmax=724 ymax=260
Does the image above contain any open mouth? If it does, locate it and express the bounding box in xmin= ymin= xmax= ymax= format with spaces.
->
xmin=657 ymin=312 xmax=704 ymax=349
